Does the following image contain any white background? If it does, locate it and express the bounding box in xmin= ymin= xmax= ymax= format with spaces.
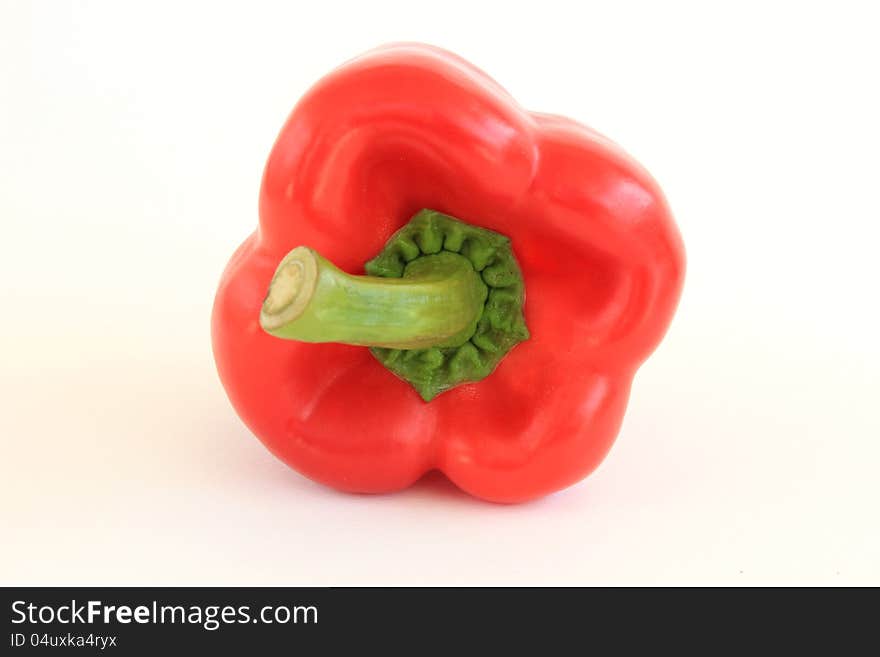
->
xmin=2 ymin=1 xmax=878 ymax=585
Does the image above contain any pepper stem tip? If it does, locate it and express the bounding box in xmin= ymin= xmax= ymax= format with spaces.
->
xmin=259 ymin=246 xmax=318 ymax=332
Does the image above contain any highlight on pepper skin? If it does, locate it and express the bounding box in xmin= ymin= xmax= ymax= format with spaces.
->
xmin=210 ymin=44 xmax=685 ymax=503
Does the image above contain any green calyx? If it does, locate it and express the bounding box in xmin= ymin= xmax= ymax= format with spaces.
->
xmin=259 ymin=209 xmax=529 ymax=401
xmin=365 ymin=210 xmax=529 ymax=401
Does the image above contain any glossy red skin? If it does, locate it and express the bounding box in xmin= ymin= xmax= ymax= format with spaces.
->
xmin=212 ymin=44 xmax=685 ymax=503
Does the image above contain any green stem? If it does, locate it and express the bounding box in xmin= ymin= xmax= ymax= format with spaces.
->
xmin=260 ymin=246 xmax=487 ymax=350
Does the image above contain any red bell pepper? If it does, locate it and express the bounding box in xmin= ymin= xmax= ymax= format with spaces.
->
xmin=211 ymin=44 xmax=685 ymax=503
